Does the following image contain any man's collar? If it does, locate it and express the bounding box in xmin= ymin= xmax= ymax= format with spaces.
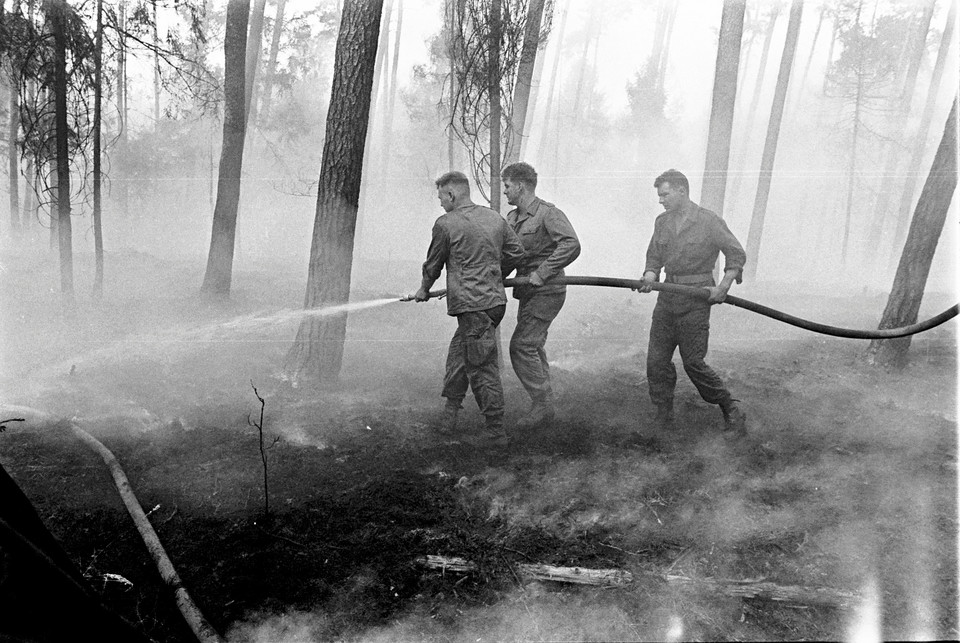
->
xmin=514 ymin=195 xmax=540 ymax=218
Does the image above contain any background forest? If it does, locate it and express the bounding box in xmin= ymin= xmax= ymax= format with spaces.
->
xmin=0 ymin=1 xmax=957 ymax=642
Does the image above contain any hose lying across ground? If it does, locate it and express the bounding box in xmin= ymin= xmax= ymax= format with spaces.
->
xmin=425 ymin=276 xmax=958 ymax=340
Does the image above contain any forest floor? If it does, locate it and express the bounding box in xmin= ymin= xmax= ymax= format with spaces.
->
xmin=1 ymin=249 xmax=957 ymax=642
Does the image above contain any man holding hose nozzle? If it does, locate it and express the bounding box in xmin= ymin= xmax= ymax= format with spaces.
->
xmin=637 ymin=169 xmax=748 ymax=436
xmin=501 ymin=162 xmax=581 ymax=433
xmin=414 ymin=171 xmax=526 ymax=448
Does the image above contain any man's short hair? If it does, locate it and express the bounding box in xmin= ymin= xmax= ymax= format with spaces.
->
xmin=501 ymin=162 xmax=538 ymax=188
xmin=654 ymin=169 xmax=689 ymax=195
xmin=435 ymin=171 xmax=471 ymax=191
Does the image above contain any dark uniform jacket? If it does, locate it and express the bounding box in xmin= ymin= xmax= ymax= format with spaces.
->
xmin=422 ymin=203 xmax=526 ymax=316
xmin=506 ymin=197 xmax=581 ymax=298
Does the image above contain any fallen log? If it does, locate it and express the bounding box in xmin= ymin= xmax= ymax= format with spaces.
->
xmin=518 ymin=563 xmax=634 ymax=587
xmin=665 ymin=574 xmax=859 ymax=609
xmin=415 ymin=555 xmax=858 ymax=608
xmin=416 ymin=555 xmax=631 ymax=586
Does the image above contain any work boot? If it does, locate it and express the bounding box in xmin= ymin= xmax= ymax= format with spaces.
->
xmin=515 ymin=404 xmax=556 ymax=431
xmin=476 ymin=419 xmax=510 ymax=449
xmin=653 ymin=404 xmax=675 ymax=431
xmin=437 ymin=402 xmax=461 ymax=436
xmin=721 ymin=400 xmax=747 ymax=437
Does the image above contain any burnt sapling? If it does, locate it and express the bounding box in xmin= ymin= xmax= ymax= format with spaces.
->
xmin=248 ymin=382 xmax=280 ymax=526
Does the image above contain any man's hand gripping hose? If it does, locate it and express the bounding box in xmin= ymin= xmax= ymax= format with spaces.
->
xmin=403 ymin=275 xmax=958 ymax=340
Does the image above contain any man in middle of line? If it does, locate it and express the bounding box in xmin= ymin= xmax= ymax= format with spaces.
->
xmin=502 ymin=162 xmax=581 ymax=432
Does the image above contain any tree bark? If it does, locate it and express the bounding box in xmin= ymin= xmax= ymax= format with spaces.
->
xmin=744 ymin=0 xmax=803 ymax=282
xmin=284 ymin=0 xmax=384 ymax=385
xmin=259 ymin=0 xmax=286 ymax=123
xmin=504 ymin=0 xmax=545 ymax=167
xmin=891 ymin=0 xmax=956 ymax=259
xmin=244 ymin=0 xmax=268 ymax=129
xmin=93 ymin=0 xmax=104 ymax=298
xmin=116 ymin=2 xmax=128 ymax=219
xmin=700 ymin=0 xmax=746 ymax=217
xmin=488 ymin=0 xmax=501 ymax=210
xmin=48 ymin=0 xmax=72 ymax=300
xmin=867 ymin=98 xmax=956 ymax=367
xmin=200 ymin=0 xmax=250 ymax=297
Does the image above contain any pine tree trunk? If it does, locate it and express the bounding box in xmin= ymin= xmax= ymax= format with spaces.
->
xmin=244 ymin=0 xmax=267 ymax=129
xmin=841 ymin=0 xmax=866 ymax=266
xmin=8 ymin=65 xmax=20 ymax=239
xmin=867 ymin=98 xmax=957 ymax=368
xmin=503 ymin=0 xmax=544 ymax=166
xmin=863 ymin=0 xmax=935 ymax=265
xmin=116 ymin=3 xmax=128 ymax=219
xmin=200 ymin=0 xmax=250 ymax=297
xmin=93 ymin=0 xmax=104 ymax=298
xmin=891 ymin=0 xmax=955 ymax=260
xmin=379 ymin=0 xmax=404 ymax=181
xmin=744 ymin=0 xmax=803 ymax=282
xmin=726 ymin=4 xmax=781 ymax=212
xmin=284 ymin=0 xmax=384 ymax=385
xmin=488 ymin=0 xmax=501 ymax=210
xmin=532 ymin=0 xmax=567 ymax=166
xmin=700 ymin=0 xmax=746 ymax=216
xmin=48 ymin=0 xmax=72 ymax=300
xmin=259 ymin=0 xmax=286 ymax=123
xmin=151 ymin=0 xmax=160 ymax=127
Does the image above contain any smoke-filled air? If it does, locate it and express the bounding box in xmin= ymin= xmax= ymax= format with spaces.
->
xmin=0 ymin=0 xmax=956 ymax=641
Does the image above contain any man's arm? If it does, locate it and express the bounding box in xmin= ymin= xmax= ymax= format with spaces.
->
xmin=638 ymin=220 xmax=664 ymax=293
xmin=415 ymin=222 xmax=448 ymax=301
xmin=706 ymin=216 xmax=746 ymax=303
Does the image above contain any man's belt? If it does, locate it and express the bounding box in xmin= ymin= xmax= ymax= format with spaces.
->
xmin=664 ymin=273 xmax=713 ymax=284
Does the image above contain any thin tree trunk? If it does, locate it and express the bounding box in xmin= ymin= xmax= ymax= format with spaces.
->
xmin=379 ymin=0 xmax=403 ymax=180
xmin=244 ymin=0 xmax=267 ymax=130
xmin=744 ymin=0 xmax=803 ymax=282
xmin=518 ymin=11 xmax=548 ymax=162
xmin=533 ymin=0 xmax=567 ymax=165
xmin=822 ymin=12 xmax=839 ymax=94
xmin=863 ymin=0 xmax=935 ymax=264
xmin=891 ymin=0 xmax=955 ymax=259
xmin=656 ymin=1 xmax=678 ymax=90
xmin=571 ymin=5 xmax=597 ymax=124
xmin=841 ymin=0 xmax=866 ymax=266
xmin=867 ymin=98 xmax=957 ymax=367
xmin=93 ymin=0 xmax=104 ymax=298
xmin=727 ymin=4 xmax=781 ymax=212
xmin=488 ymin=0 xmax=501 ymax=210
xmin=284 ymin=0 xmax=384 ymax=385
xmin=354 ymin=0 xmax=393 ymax=249
xmin=49 ymin=0 xmax=72 ymax=300
xmin=700 ymin=0 xmax=746 ymax=217
xmin=117 ymin=2 xmax=128 ymax=219
xmin=504 ymin=0 xmax=545 ymax=166
xmin=793 ymin=3 xmax=826 ymax=109
xmin=8 ymin=63 xmax=20 ymax=239
xmin=200 ymin=0 xmax=250 ymax=297
xmin=259 ymin=0 xmax=286 ymax=123
xmin=152 ymin=0 xmax=160 ymax=128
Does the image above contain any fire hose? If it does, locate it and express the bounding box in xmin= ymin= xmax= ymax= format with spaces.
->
xmin=406 ymin=275 xmax=958 ymax=340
